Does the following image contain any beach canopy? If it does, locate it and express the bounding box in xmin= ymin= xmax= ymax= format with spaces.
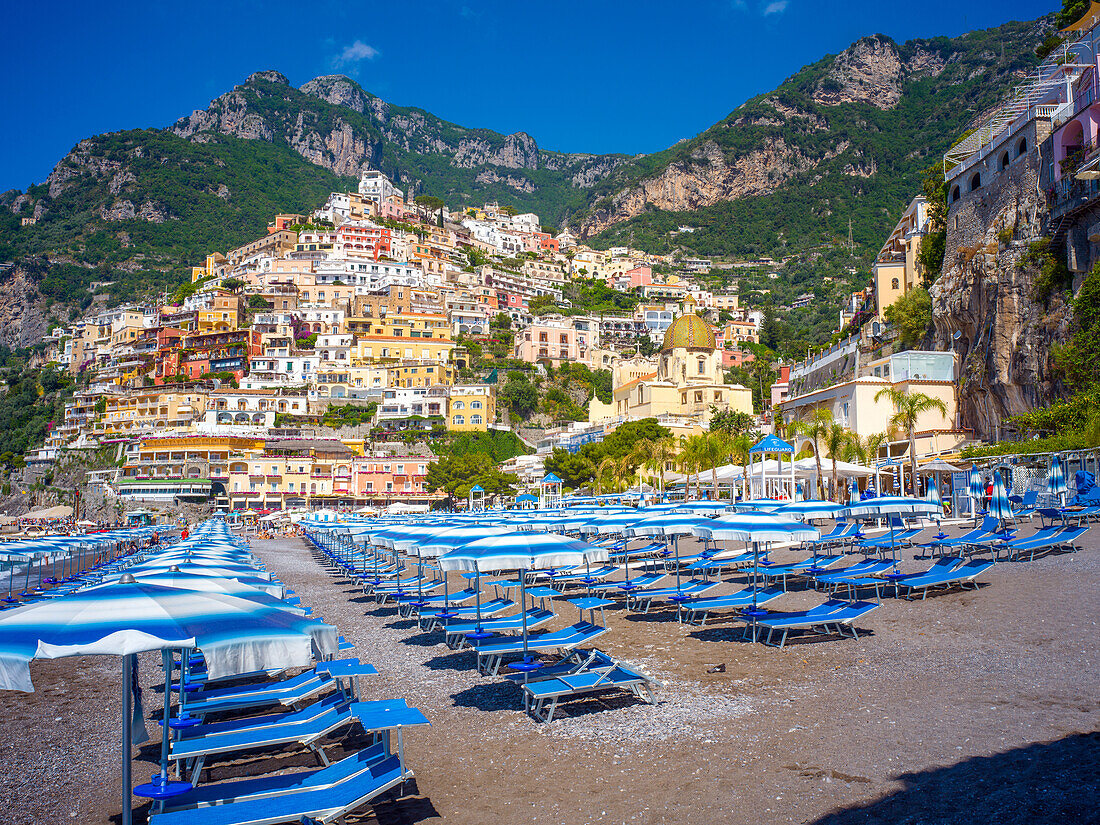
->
xmin=0 ymin=580 xmax=336 ymax=692
xmin=439 ymin=531 xmax=608 ymax=573
xmin=919 ymin=459 xmax=962 ymax=474
xmin=774 ymin=500 xmax=843 ymax=519
xmin=691 ymin=512 xmax=819 ymax=543
xmin=839 ymin=496 xmax=942 ymax=520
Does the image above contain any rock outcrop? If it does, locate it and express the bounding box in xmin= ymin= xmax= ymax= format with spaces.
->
xmin=930 ymin=156 xmax=1072 ymax=439
xmin=0 ymin=264 xmax=55 ymax=349
xmin=813 ymin=35 xmax=905 ymax=110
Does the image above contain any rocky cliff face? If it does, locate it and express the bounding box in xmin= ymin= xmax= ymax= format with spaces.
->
xmin=579 ymin=136 xmax=848 ymax=237
xmin=930 ymin=160 xmax=1073 ymax=439
xmin=0 ymin=264 xmax=55 ymax=349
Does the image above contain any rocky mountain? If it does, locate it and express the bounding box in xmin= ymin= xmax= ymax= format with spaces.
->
xmin=168 ymin=70 xmax=624 ymax=220
xmin=574 ymin=19 xmax=1054 ymax=256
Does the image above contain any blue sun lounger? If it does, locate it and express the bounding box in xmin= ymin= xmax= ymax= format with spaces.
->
xmin=473 ymin=621 xmax=610 ymax=676
xmin=1002 ymin=524 xmax=1089 ymax=561
xmin=420 ymin=598 xmax=515 ymax=630
xmin=684 ymin=586 xmax=786 ymax=625
xmin=628 ymin=579 xmax=721 ymax=612
xmin=185 ymin=660 xmax=378 ymax=718
xmin=746 ymin=600 xmax=880 ymax=648
xmin=522 ymin=659 xmax=661 ymax=722
xmin=895 ymin=559 xmax=994 ymax=600
xmin=685 ymin=552 xmax=755 ymax=576
xmin=170 ymin=698 xmax=395 ymax=784
xmin=856 ymin=519 xmax=923 ymax=553
xmin=395 ymin=587 xmax=479 ymax=617
xmin=153 ymin=708 xmax=427 ymax=825
xmin=444 ymin=608 xmax=555 ymax=648
xmin=159 ymin=741 xmax=390 ymax=811
xmin=549 ymin=565 xmax=621 ymax=589
xmin=591 ymin=573 xmax=667 ymax=596
xmin=812 ymin=519 xmax=862 ymax=548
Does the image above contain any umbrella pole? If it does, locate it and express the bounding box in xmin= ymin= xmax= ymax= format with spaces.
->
xmin=520 ymin=575 xmax=529 ymax=660
xmin=122 ymin=653 xmax=134 ymax=825
xmin=751 ymin=540 xmax=759 ymax=643
xmin=158 ymin=650 xmax=172 ymax=783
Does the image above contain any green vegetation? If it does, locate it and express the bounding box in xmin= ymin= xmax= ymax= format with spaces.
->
xmin=0 ymin=355 xmax=77 ymax=463
xmin=961 ymin=389 xmax=1100 ymax=457
xmin=884 ymin=287 xmax=932 ymax=349
xmin=499 ymin=374 xmax=540 ymax=419
xmin=433 ymin=429 xmax=532 ymax=462
xmin=1054 ymin=262 xmax=1100 ymax=388
xmin=322 ymin=402 xmax=377 ymax=428
xmin=543 ymin=418 xmax=671 ymax=490
xmin=425 ymin=453 xmax=520 ymax=507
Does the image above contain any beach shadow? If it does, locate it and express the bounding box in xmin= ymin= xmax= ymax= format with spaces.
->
xmin=368 ymin=783 xmax=442 ymax=824
xmin=398 ymin=630 xmax=447 ymax=648
xmin=450 ymin=681 xmax=521 ymax=712
xmin=807 ymin=732 xmax=1100 ymax=825
xmin=421 ymin=651 xmax=477 ymax=672
xmin=622 ymin=608 xmax=688 ymax=624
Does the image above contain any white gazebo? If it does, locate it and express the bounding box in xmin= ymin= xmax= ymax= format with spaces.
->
xmin=749 ymin=435 xmax=796 ymax=500
xmin=540 ymin=473 xmax=563 ymax=510
xmin=468 ymin=484 xmax=485 ymax=512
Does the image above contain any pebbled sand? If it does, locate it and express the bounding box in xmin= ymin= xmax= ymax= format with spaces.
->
xmin=2 ymin=523 xmax=1098 ymax=824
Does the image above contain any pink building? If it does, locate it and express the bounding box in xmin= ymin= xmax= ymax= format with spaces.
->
xmin=353 ymin=455 xmax=431 ymax=499
xmin=514 ymin=317 xmax=590 ymax=366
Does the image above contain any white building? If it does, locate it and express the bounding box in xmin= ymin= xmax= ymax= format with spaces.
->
xmin=358 ymin=169 xmax=403 ymax=206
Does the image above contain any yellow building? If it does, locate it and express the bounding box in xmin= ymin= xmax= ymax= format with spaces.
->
xmin=197 ymin=292 xmax=244 ymax=333
xmin=448 ymin=385 xmax=495 ymax=431
xmin=872 ymin=195 xmax=928 ymax=320
xmin=349 ymin=311 xmax=455 ymax=364
xmin=611 ymin=316 xmax=752 ymax=425
xmin=388 ymin=362 xmax=455 ymax=388
xmin=96 ymin=389 xmax=210 ymax=435
xmin=117 ymin=432 xmax=265 ymax=505
xmin=191 ymin=252 xmax=228 ymax=284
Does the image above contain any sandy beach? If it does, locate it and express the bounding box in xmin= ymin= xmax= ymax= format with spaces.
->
xmin=2 ymin=523 xmax=1098 ymax=825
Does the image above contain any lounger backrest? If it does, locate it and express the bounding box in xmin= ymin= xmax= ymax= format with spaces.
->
xmin=980 ymin=516 xmax=1000 ymax=534
xmin=1021 ymin=490 xmax=1038 ymax=507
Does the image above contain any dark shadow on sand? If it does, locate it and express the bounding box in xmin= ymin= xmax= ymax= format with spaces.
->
xmin=807 ymin=732 xmax=1100 ymax=825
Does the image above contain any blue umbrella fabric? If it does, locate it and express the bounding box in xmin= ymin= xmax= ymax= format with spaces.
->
xmin=691 ymin=512 xmax=820 ymax=543
xmin=988 ymin=470 xmax=1014 ymax=524
xmin=925 ymin=482 xmax=943 ymax=509
xmin=0 ymin=581 xmax=336 ymax=692
xmin=1048 ymin=457 xmax=1067 ymax=506
xmin=773 ymin=501 xmax=843 ymax=520
xmin=969 ymin=464 xmax=984 ymax=516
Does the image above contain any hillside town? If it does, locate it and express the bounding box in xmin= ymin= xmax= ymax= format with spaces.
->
xmin=6 ymin=153 xmax=972 ymax=519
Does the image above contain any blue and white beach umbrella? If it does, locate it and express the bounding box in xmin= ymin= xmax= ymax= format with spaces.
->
xmin=988 ymin=470 xmax=1014 ymax=524
xmin=925 ymin=481 xmax=942 ymax=510
xmin=839 ymin=496 xmax=943 ymax=562
xmin=440 ymin=532 xmax=608 ymax=660
xmin=627 ymin=513 xmax=715 ymax=594
xmin=772 ymin=500 xmax=844 ymax=520
xmin=0 ymin=579 xmax=337 ymax=825
xmin=1048 ymin=456 xmax=1067 ymax=507
xmin=849 ymin=477 xmax=860 ymax=503
xmin=969 ymin=464 xmax=984 ymax=516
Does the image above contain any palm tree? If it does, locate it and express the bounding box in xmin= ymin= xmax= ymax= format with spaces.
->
xmin=821 ymin=422 xmax=853 ymax=501
xmin=596 ymin=456 xmax=617 ymax=495
xmin=728 ymin=432 xmax=755 ymax=501
xmin=790 ymin=408 xmax=833 ymax=498
xmin=612 ymin=456 xmax=636 ymax=495
xmin=678 ymin=434 xmax=707 ymax=499
xmin=874 ymin=387 xmax=948 ymax=489
xmin=844 ymin=431 xmax=889 ymax=467
xmin=701 ymin=430 xmax=731 ymax=500
xmin=650 ymin=437 xmax=679 ymax=496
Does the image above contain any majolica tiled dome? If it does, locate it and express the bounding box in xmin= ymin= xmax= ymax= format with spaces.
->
xmin=661 ymin=315 xmax=716 ymax=352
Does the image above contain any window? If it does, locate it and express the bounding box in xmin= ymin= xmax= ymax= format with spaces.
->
xmin=453 ymin=400 xmax=464 ymax=410
xmin=453 ymin=415 xmax=464 ymax=425
xmin=1017 ymin=136 xmax=1027 ymax=157
xmin=471 ymin=400 xmax=482 ymax=409
xmin=891 ymin=278 xmax=900 ymax=290
xmin=470 ymin=415 xmax=482 ymax=425
xmin=1000 ymin=151 xmax=1010 ymax=171
xmin=697 ymin=357 xmax=706 ymax=375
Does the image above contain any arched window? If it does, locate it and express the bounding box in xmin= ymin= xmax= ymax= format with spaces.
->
xmin=1017 ymin=137 xmax=1027 ymax=157
xmin=970 ymin=172 xmax=981 ymax=191
xmin=891 ymin=278 xmax=900 ymax=290
xmin=1000 ymin=151 xmax=1010 ymax=171
xmin=471 ymin=400 xmax=482 ymax=409
xmin=453 ymin=400 xmax=464 ymax=409
xmin=453 ymin=415 xmax=465 ymax=425
xmin=470 ymin=415 xmax=482 ymax=425
xmin=951 ymin=185 xmax=960 ymax=203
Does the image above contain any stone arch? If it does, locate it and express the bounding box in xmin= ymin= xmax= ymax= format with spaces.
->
xmin=969 ymin=171 xmax=981 ymax=192
xmin=1017 ymin=136 xmax=1027 ymax=157
xmin=1000 ymin=150 xmax=1010 ymax=171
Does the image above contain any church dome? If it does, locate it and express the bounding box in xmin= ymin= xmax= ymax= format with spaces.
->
xmin=661 ymin=315 xmax=716 ymax=352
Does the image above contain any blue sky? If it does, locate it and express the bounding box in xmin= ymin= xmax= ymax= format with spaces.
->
xmin=0 ymin=0 xmax=1055 ymax=192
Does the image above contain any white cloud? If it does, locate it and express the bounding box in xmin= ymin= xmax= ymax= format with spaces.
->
xmin=730 ymin=0 xmax=748 ymax=9
xmin=763 ymin=0 xmax=788 ymax=14
xmin=332 ymin=40 xmax=380 ymax=69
